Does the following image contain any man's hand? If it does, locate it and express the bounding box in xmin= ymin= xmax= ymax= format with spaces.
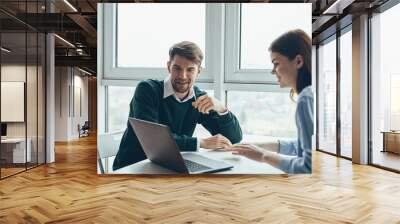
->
xmin=200 ymin=134 xmax=232 ymax=149
xmin=192 ymin=95 xmax=227 ymax=114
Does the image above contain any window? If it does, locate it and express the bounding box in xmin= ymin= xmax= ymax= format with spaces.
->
xmin=317 ymin=37 xmax=337 ymax=154
xmin=225 ymin=3 xmax=311 ymax=83
xmin=339 ymin=29 xmax=352 ymax=158
xmin=107 ymin=86 xmax=135 ymax=132
xmin=390 ymin=74 xmax=400 ymax=130
xmin=227 ymin=91 xmax=296 ymax=139
xmin=103 ymin=3 xmax=311 ymax=83
xmin=240 ymin=4 xmax=311 ymax=70
xmin=103 ymin=3 xmax=220 ymax=81
xmin=0 ymin=1 xmax=46 ymax=179
xmin=371 ymin=3 xmax=400 ymax=171
xmin=100 ymin=2 xmax=311 ymax=148
xmin=117 ymin=4 xmax=206 ymax=68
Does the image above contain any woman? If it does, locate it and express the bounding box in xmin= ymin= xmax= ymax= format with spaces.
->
xmin=226 ymin=29 xmax=313 ymax=174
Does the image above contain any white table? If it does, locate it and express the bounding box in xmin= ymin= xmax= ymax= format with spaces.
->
xmin=1 ymin=138 xmax=31 ymax=163
xmin=110 ymin=149 xmax=284 ymax=175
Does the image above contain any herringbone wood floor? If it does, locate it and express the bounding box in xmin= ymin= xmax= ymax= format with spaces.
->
xmin=1 ymin=135 xmax=400 ymax=223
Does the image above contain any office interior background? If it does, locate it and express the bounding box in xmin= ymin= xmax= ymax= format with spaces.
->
xmin=0 ymin=0 xmax=97 ymax=179
xmin=0 ymin=0 xmax=400 ymax=223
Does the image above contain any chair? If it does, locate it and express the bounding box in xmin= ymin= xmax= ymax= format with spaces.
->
xmin=97 ymin=131 xmax=124 ymax=174
xmin=78 ymin=121 xmax=90 ymax=138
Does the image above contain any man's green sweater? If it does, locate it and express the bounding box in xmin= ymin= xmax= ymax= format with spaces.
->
xmin=113 ymin=79 xmax=243 ymax=170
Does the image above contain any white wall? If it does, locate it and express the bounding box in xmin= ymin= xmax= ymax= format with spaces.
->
xmin=54 ymin=66 xmax=89 ymax=141
xmin=1 ymin=65 xmax=34 ymax=137
xmin=1 ymin=63 xmax=46 ymax=163
xmin=72 ymin=72 xmax=89 ymax=138
xmin=55 ymin=66 xmax=69 ymax=141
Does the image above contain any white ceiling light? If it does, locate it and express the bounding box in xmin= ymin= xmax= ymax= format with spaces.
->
xmin=78 ymin=67 xmax=92 ymax=76
xmin=323 ymin=0 xmax=355 ymax=15
xmin=63 ymin=0 xmax=78 ymax=12
xmin=1 ymin=47 xmax=11 ymax=53
xmin=54 ymin=34 xmax=75 ymax=48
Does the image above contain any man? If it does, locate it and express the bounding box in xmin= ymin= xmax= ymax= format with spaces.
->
xmin=113 ymin=41 xmax=242 ymax=170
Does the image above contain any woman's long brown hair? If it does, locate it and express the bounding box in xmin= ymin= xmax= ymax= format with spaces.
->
xmin=269 ymin=29 xmax=312 ymax=100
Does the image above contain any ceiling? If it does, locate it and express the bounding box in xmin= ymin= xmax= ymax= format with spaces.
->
xmin=0 ymin=0 xmax=98 ymax=74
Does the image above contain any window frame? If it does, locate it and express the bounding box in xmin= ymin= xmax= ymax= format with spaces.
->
xmin=101 ymin=3 xmax=310 ymax=85
xmin=369 ymin=1 xmax=400 ymax=173
xmin=102 ymin=3 xmax=221 ymax=82
xmin=316 ymin=34 xmax=338 ymax=155
xmin=338 ymin=25 xmax=353 ymax=159
xmin=315 ymin=24 xmax=355 ymax=161
xmin=224 ymin=4 xmax=277 ymax=84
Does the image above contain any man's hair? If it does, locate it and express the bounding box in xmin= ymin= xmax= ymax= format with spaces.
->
xmin=169 ymin=41 xmax=204 ymax=66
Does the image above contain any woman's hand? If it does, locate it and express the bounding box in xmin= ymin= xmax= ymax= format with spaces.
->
xmin=225 ymin=144 xmax=266 ymax=162
xmin=256 ymin=142 xmax=279 ymax=153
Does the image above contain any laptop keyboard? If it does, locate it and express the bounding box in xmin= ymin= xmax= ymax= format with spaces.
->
xmin=183 ymin=159 xmax=211 ymax=173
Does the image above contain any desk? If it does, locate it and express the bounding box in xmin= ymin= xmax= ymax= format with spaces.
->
xmin=110 ymin=150 xmax=284 ymax=175
xmin=1 ymin=138 xmax=31 ymax=163
xmin=382 ymin=131 xmax=400 ymax=154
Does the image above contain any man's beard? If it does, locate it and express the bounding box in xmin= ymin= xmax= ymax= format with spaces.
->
xmin=172 ymin=79 xmax=191 ymax=94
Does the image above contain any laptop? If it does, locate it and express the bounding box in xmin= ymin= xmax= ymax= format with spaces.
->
xmin=128 ymin=117 xmax=233 ymax=174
